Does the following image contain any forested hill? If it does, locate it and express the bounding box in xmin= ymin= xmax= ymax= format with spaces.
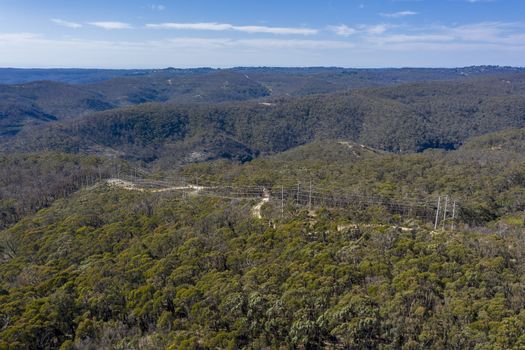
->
xmin=1 ymin=183 xmax=525 ymax=350
xmin=0 ymin=71 xmax=270 ymax=137
xmin=2 ymin=65 xmax=523 ymax=85
xmin=0 ymin=68 xmax=156 ymax=84
xmin=1 ymin=65 xmax=524 ymax=138
xmin=7 ymin=73 xmax=525 ymax=163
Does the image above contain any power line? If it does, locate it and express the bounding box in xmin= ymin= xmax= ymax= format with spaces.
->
xmin=111 ymin=175 xmax=459 ymax=224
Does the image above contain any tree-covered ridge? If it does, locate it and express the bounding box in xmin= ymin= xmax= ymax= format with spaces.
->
xmin=7 ymin=74 xmax=525 ymax=163
xmin=4 ymin=126 xmax=525 ymax=233
xmin=0 ymin=153 xmax=131 ymax=230
xmin=0 ymin=70 xmax=272 ymax=138
xmin=2 ymin=67 xmax=525 ymax=140
xmin=0 ymin=81 xmax=113 ymax=137
xmin=0 ymin=68 xmax=158 ymax=84
xmin=2 ymin=65 xmax=522 ymax=85
xmin=177 ymin=130 xmax=525 ymax=226
xmin=1 ymin=185 xmax=524 ymax=349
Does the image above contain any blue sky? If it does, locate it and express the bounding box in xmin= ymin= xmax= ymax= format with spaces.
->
xmin=0 ymin=0 xmax=523 ymax=68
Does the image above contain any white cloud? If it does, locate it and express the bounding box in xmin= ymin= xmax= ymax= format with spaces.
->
xmin=443 ymin=22 xmax=525 ymax=43
xmin=329 ymin=24 xmax=391 ymax=36
xmin=0 ymin=32 xmax=42 ymax=42
xmin=380 ymin=11 xmax=418 ymax=18
xmin=236 ymin=39 xmax=353 ymax=49
xmin=147 ymin=22 xmax=231 ymax=31
xmin=355 ymin=21 xmax=525 ymax=50
xmin=362 ymin=24 xmax=390 ymax=35
xmin=233 ymin=25 xmax=317 ymax=35
xmin=1 ymin=31 xmax=524 ymax=68
xmin=155 ymin=37 xmax=353 ymax=49
xmin=51 ymin=19 xmax=83 ymax=29
xmin=366 ymin=34 xmax=454 ymax=45
xmin=328 ymin=25 xmax=357 ymax=37
xmin=2 ymin=21 xmax=525 ymax=68
xmin=324 ymin=20 xmax=525 ymax=58
xmin=88 ymin=21 xmax=132 ymax=30
xmin=0 ymin=34 xmax=357 ymax=68
xmin=149 ymin=4 xmax=166 ymax=11
xmin=145 ymin=22 xmax=317 ymax=35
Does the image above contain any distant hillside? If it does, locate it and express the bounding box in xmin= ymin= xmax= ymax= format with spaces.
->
xmin=6 ymin=74 xmax=525 ymax=163
xmin=0 ymin=70 xmax=270 ymax=137
xmin=2 ymin=66 xmax=525 ymax=138
xmin=2 ymin=65 xmax=523 ymax=85
xmin=0 ymin=81 xmax=114 ymax=136
xmin=460 ymin=127 xmax=525 ymax=152
xmin=86 ymin=70 xmax=270 ymax=105
xmin=269 ymin=140 xmax=385 ymax=163
xmin=0 ymin=98 xmax=57 ymax=137
xmin=231 ymin=65 xmax=525 ymax=96
xmin=0 ymin=68 xmax=156 ymax=84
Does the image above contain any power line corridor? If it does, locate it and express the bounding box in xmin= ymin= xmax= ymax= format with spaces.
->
xmin=104 ymin=176 xmax=459 ymax=229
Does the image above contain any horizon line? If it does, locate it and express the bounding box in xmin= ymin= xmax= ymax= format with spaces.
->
xmin=0 ymin=64 xmax=523 ymax=71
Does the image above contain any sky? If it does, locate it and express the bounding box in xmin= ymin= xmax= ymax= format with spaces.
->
xmin=0 ymin=0 xmax=523 ymax=68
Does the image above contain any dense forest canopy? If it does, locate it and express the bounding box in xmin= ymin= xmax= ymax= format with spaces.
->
xmin=2 ymin=185 xmax=525 ymax=349
xmin=2 ymin=67 xmax=525 ymax=349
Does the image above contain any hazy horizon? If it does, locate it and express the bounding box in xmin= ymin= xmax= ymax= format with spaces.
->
xmin=1 ymin=65 xmax=524 ymax=70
